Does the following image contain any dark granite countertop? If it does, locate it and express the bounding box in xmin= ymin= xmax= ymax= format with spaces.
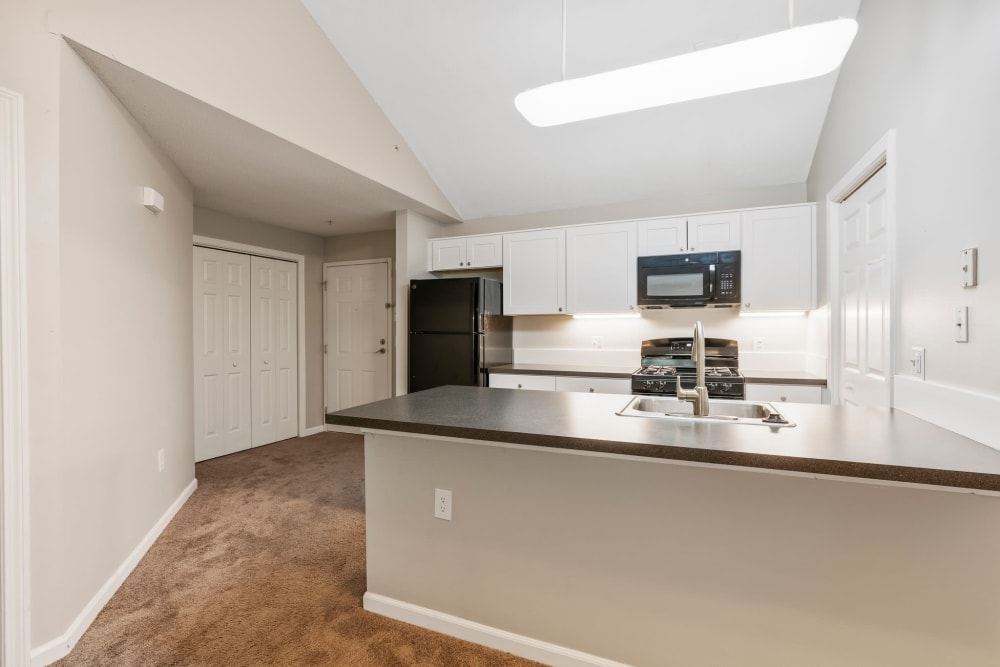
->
xmin=327 ymin=385 xmax=1000 ymax=493
xmin=490 ymin=363 xmax=635 ymax=378
xmin=742 ymin=370 xmax=828 ymax=386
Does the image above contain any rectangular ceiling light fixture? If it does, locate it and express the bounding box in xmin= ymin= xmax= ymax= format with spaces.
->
xmin=515 ymin=18 xmax=858 ymax=127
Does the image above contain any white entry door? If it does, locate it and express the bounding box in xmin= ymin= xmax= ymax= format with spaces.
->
xmin=325 ymin=261 xmax=391 ymax=412
xmin=251 ymin=256 xmax=299 ymax=446
xmin=193 ymin=247 xmax=252 ymax=460
xmin=839 ymin=166 xmax=891 ymax=408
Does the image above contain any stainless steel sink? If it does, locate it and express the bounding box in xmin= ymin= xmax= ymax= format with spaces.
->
xmin=616 ymin=396 xmax=796 ymax=427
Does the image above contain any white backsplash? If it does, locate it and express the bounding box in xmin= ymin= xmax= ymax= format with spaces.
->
xmin=512 ymin=308 xmax=828 ymax=375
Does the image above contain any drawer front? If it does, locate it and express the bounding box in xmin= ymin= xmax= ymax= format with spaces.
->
xmin=745 ymin=384 xmax=823 ymax=404
xmin=489 ymin=373 xmax=556 ymax=391
xmin=555 ymin=376 xmax=631 ymax=395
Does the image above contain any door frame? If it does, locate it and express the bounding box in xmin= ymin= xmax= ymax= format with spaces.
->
xmin=193 ymin=236 xmax=308 ymax=436
xmin=0 ymin=86 xmax=30 ymax=667
xmin=825 ymin=129 xmax=898 ymax=406
xmin=322 ymin=258 xmax=394 ymax=424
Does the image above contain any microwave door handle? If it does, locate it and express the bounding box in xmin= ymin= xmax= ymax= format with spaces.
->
xmin=708 ymin=264 xmax=716 ymax=297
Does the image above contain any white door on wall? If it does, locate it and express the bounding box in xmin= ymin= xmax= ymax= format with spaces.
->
xmin=839 ymin=166 xmax=891 ymax=408
xmin=325 ymin=261 xmax=391 ymax=412
xmin=251 ymin=255 xmax=299 ymax=447
xmin=193 ymin=247 xmax=252 ymax=461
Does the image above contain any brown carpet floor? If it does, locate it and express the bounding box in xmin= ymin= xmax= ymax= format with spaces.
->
xmin=54 ymin=432 xmax=546 ymax=667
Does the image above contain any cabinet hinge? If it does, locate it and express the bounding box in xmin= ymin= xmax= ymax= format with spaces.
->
xmin=323 ymin=344 xmax=328 ymax=354
xmin=322 ymin=280 xmax=327 ymax=291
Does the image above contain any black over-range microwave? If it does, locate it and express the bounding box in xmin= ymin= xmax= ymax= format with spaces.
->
xmin=637 ymin=251 xmax=741 ymax=308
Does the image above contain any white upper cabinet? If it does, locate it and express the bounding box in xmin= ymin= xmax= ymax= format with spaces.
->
xmin=566 ymin=221 xmax=637 ymax=313
xmin=503 ymin=228 xmax=567 ymax=314
xmin=428 ymin=234 xmax=503 ymax=271
xmin=741 ymin=205 xmax=816 ymax=311
xmin=637 ymin=212 xmax=741 ymax=256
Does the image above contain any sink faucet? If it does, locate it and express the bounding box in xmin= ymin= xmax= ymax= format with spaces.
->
xmin=677 ymin=321 xmax=709 ymax=416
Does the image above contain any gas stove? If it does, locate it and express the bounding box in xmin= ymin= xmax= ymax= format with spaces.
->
xmin=631 ymin=337 xmax=745 ymax=399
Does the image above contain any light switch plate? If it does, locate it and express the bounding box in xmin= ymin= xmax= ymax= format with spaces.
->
xmin=961 ymin=248 xmax=977 ymax=287
xmin=910 ymin=347 xmax=925 ymax=379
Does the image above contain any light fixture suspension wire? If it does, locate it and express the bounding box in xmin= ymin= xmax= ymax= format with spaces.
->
xmin=561 ymin=0 xmax=567 ymax=80
xmin=788 ymin=0 xmax=794 ymax=28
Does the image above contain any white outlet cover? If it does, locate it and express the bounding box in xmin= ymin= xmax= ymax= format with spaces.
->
xmin=434 ymin=488 xmax=452 ymax=520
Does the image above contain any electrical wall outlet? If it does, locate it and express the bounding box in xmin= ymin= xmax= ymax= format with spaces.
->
xmin=910 ymin=347 xmax=925 ymax=379
xmin=157 ymin=449 xmax=165 ymax=472
xmin=591 ymin=336 xmax=604 ymax=349
xmin=434 ymin=488 xmax=452 ymax=521
xmin=955 ymin=306 xmax=969 ymax=343
xmin=752 ymin=338 xmax=765 ymax=351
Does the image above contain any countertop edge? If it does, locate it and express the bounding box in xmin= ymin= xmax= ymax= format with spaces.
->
xmin=326 ymin=414 xmax=1000 ymax=493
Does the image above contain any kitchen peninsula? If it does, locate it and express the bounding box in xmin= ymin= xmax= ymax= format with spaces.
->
xmin=328 ymin=386 xmax=1000 ymax=667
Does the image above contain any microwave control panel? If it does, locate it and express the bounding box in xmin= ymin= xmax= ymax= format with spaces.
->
xmin=718 ymin=270 xmax=737 ymax=297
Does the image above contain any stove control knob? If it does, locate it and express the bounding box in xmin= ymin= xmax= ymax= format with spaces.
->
xmin=721 ymin=383 xmax=732 ymax=392
xmin=707 ymin=382 xmax=718 ymax=391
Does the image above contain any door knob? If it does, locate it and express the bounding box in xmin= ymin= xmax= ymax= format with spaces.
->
xmin=232 ymin=363 xmax=238 ymax=368
xmin=377 ymin=348 xmax=386 ymax=354
xmin=264 ymin=360 xmax=269 ymax=365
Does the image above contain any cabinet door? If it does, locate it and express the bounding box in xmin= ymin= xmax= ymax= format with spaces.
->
xmin=745 ymin=384 xmax=823 ymax=404
xmin=429 ymin=238 xmax=467 ymax=271
xmin=687 ymin=212 xmax=741 ymax=252
xmin=503 ymin=228 xmax=567 ymax=315
xmin=741 ymin=205 xmax=815 ymax=311
xmin=467 ymin=235 xmax=503 ymax=268
xmin=637 ymin=217 xmax=687 ymax=256
xmin=489 ymin=373 xmax=556 ymax=390
xmin=554 ymin=376 xmax=631 ymax=394
xmin=566 ymin=221 xmax=637 ymax=313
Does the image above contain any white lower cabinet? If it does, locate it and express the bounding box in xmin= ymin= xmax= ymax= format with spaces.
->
xmin=489 ymin=374 xmax=556 ymax=391
xmin=745 ymin=384 xmax=823 ymax=404
xmin=490 ymin=373 xmax=630 ymax=394
xmin=555 ymin=376 xmax=631 ymax=394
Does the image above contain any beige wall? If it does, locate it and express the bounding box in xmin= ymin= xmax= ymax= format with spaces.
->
xmin=367 ymin=432 xmax=1000 ymax=667
xmin=807 ymin=0 xmax=1000 ymax=393
xmin=41 ymin=0 xmax=457 ymax=222
xmin=194 ymin=207 xmax=326 ymax=429
xmin=324 ymin=229 xmax=395 ymax=264
xmin=1 ymin=24 xmax=198 ymax=649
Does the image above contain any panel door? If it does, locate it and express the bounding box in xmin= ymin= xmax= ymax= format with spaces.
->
xmin=687 ymin=212 xmax=742 ymax=252
xmin=193 ymin=247 xmax=251 ymax=461
xmin=502 ymin=228 xmax=566 ymax=314
xmin=566 ymin=221 xmax=637 ymax=313
xmin=466 ymin=235 xmax=503 ymax=268
xmin=251 ymin=256 xmax=298 ymax=446
xmin=839 ymin=167 xmax=891 ymax=408
xmin=741 ymin=205 xmax=815 ymax=311
xmin=325 ymin=261 xmax=391 ymax=412
xmin=429 ymin=238 xmax=466 ymax=271
xmin=637 ymin=217 xmax=687 ymax=256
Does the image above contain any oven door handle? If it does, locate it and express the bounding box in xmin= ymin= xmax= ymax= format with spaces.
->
xmin=708 ymin=264 xmax=716 ymax=297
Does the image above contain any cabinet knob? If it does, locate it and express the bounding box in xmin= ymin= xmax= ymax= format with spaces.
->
xmin=589 ymin=388 xmax=595 ymax=393
xmin=745 ymin=302 xmax=750 ymax=308
xmin=517 ymin=383 xmax=523 ymax=389
xmin=780 ymin=396 xmax=787 ymax=402
xmin=845 ymin=384 xmax=855 ymax=391
xmin=690 ymin=246 xmax=695 ymax=250
xmin=558 ymin=307 xmax=563 ymax=312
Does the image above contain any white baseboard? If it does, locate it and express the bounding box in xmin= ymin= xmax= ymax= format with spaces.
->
xmin=326 ymin=424 xmax=362 ymax=435
xmin=299 ymin=425 xmax=326 ymax=437
xmin=895 ymin=376 xmax=1000 ymax=452
xmin=30 ymin=479 xmax=198 ymax=667
xmin=363 ymin=592 xmax=634 ymax=667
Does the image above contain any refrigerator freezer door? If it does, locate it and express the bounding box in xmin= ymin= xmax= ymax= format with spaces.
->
xmin=409 ymin=333 xmax=482 ymax=393
xmin=409 ymin=278 xmax=480 ymax=333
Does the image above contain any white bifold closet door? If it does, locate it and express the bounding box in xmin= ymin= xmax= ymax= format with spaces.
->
xmin=249 ymin=255 xmax=298 ymax=447
xmin=194 ymin=248 xmax=298 ymax=461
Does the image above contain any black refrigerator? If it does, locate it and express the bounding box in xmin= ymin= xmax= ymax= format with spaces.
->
xmin=408 ymin=277 xmax=512 ymax=393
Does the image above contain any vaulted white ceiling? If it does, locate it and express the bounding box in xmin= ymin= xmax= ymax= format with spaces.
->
xmin=302 ymin=0 xmax=861 ymax=220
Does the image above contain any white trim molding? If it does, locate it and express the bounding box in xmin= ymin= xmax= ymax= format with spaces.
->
xmin=363 ymin=593 xmax=635 ymax=667
xmin=895 ymin=376 xmax=1000 ymax=452
xmin=0 ymin=86 xmax=30 ymax=667
xmin=29 ymin=479 xmax=198 ymax=667
xmin=298 ymin=425 xmax=326 ymax=438
xmin=193 ymin=236 xmax=309 ymax=437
